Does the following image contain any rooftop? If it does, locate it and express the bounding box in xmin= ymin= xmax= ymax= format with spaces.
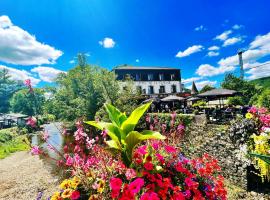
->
xmin=113 ymin=65 xmax=180 ymax=70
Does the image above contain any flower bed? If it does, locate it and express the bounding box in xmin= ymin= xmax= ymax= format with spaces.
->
xmin=29 ymin=103 xmax=226 ymax=200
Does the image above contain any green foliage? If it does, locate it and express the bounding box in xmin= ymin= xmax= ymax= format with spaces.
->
xmin=85 ymin=103 xmax=165 ymax=166
xmin=10 ymin=88 xmax=45 ymax=116
xmin=250 ymin=76 xmax=270 ymax=89
xmin=192 ymin=100 xmax=207 ymax=108
xmin=250 ymin=153 xmax=270 ymax=165
xmin=0 ymin=68 xmax=23 ymax=113
xmin=0 ymin=128 xmax=29 ymax=159
xmin=199 ymin=85 xmax=215 ymax=94
xmin=227 ymin=96 xmax=244 ymax=106
xmin=256 ymin=89 xmax=270 ymax=109
xmin=221 ymin=73 xmax=257 ymax=105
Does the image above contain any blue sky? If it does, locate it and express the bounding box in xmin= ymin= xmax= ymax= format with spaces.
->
xmin=0 ymin=0 xmax=270 ymax=89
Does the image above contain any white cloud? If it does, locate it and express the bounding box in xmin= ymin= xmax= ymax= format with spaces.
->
xmin=194 ymin=25 xmax=206 ymax=31
xmin=208 ymin=46 xmax=220 ymax=51
xmin=135 ymin=59 xmax=140 ymax=63
xmin=244 ymin=62 xmax=270 ymax=80
xmin=196 ymin=64 xmax=235 ymax=77
xmin=176 ymin=45 xmax=203 ymax=58
xmin=182 ymin=77 xmax=203 ymax=84
xmin=99 ymin=37 xmax=115 ymax=48
xmin=0 ymin=15 xmax=63 ymax=65
xmin=31 ymin=66 xmax=66 ymax=83
xmin=187 ymin=80 xmax=217 ymax=90
xmin=0 ymin=65 xmax=40 ymax=86
xmin=214 ymin=30 xmax=232 ymax=41
xmin=232 ymin=24 xmax=244 ymax=30
xmin=207 ymin=51 xmax=219 ymax=57
xmin=69 ymin=60 xmax=75 ymax=64
xmin=223 ymin=37 xmax=243 ymax=47
xmin=249 ymin=32 xmax=270 ymax=49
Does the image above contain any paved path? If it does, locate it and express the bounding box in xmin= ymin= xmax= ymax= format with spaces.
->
xmin=0 ymin=151 xmax=58 ymax=200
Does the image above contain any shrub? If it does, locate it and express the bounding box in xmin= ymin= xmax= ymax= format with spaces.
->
xmin=227 ymin=96 xmax=244 ymax=106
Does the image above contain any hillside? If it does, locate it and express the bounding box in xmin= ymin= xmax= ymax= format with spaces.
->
xmin=250 ymin=76 xmax=270 ymax=89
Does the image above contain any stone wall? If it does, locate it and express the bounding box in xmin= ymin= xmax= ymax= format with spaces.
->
xmin=181 ymin=119 xmax=247 ymax=189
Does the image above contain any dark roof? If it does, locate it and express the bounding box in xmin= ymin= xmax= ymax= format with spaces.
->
xmin=114 ymin=65 xmax=179 ymax=70
xmin=191 ymin=81 xmax=198 ymax=95
xmin=198 ymin=88 xmax=238 ymax=97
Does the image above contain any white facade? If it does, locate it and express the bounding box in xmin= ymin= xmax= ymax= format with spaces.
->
xmin=120 ymin=80 xmax=182 ymax=95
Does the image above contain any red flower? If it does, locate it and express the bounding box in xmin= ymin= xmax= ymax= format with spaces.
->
xmin=110 ymin=177 xmax=123 ymax=198
xmin=70 ymin=191 xmax=80 ymax=200
xmin=128 ymin=178 xmax=144 ymax=194
xmin=164 ymin=145 xmax=176 ymax=153
xmin=144 ymin=162 xmax=154 ymax=171
xmin=140 ymin=191 xmax=160 ymax=200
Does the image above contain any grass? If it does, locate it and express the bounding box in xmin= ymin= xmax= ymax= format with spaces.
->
xmin=0 ymin=128 xmax=30 ymax=159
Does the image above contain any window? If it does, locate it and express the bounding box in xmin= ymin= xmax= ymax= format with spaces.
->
xmin=171 ymin=85 xmax=177 ymax=93
xmin=159 ymin=86 xmax=165 ymax=93
xmin=135 ymin=74 xmax=141 ymax=81
xmin=136 ymin=86 xmax=142 ymax=94
xmin=148 ymin=86 xmax=154 ymax=94
xmin=148 ymin=74 xmax=154 ymax=81
xmin=142 ymin=89 xmax=146 ymax=94
xmin=159 ymin=74 xmax=164 ymax=81
xmin=170 ymin=74 xmax=175 ymax=81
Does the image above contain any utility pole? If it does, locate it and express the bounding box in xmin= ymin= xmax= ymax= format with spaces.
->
xmin=237 ymin=49 xmax=244 ymax=79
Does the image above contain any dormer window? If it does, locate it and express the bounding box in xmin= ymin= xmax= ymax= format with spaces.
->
xmin=159 ymin=74 xmax=164 ymax=81
xmin=148 ymin=74 xmax=154 ymax=81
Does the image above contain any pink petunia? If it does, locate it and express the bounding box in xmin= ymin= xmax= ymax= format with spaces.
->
xmin=31 ymin=146 xmax=41 ymax=155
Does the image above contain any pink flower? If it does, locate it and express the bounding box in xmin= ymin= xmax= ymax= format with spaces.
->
xmin=258 ymin=107 xmax=268 ymax=114
xmin=101 ymin=129 xmax=108 ymax=137
xmin=74 ymin=127 xmax=87 ymax=141
xmin=26 ymin=117 xmax=37 ymax=128
xmin=70 ymin=191 xmax=80 ymax=200
xmin=110 ymin=177 xmax=122 ymax=198
xmin=152 ymin=142 xmax=159 ymax=150
xmin=125 ymin=168 xmax=136 ymax=180
xmin=177 ymin=124 xmax=185 ymax=133
xmin=140 ymin=191 xmax=160 ymax=200
xmin=137 ymin=145 xmax=147 ymax=155
xmin=155 ymin=153 xmax=164 ymax=163
xmin=24 ymin=79 xmax=31 ymax=87
xmin=128 ymin=178 xmax=144 ymax=194
xmin=164 ymin=145 xmax=176 ymax=153
xmin=65 ymin=155 xmax=74 ymax=166
xmin=86 ymin=137 xmax=95 ymax=149
xmin=31 ymin=146 xmax=41 ymax=155
xmin=248 ymin=106 xmax=257 ymax=114
xmin=41 ymin=131 xmax=49 ymax=141
xmin=146 ymin=115 xmax=151 ymax=123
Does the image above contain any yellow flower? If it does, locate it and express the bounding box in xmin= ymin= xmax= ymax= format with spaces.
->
xmin=51 ymin=192 xmax=61 ymax=200
xmin=71 ymin=176 xmax=81 ymax=189
xmin=60 ymin=179 xmax=72 ymax=189
xmin=245 ymin=113 xmax=253 ymax=119
xmin=61 ymin=189 xmax=73 ymax=198
xmin=89 ymin=194 xmax=99 ymax=200
xmin=97 ymin=179 xmax=105 ymax=193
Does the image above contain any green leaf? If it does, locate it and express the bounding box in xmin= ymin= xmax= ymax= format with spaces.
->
xmin=125 ymin=130 xmax=165 ymax=161
xmin=249 ymin=153 xmax=270 ymax=164
xmin=106 ymin=140 xmax=122 ymax=150
xmin=85 ymin=121 xmax=120 ymax=142
xmin=104 ymin=104 xmax=127 ymax=127
xmin=121 ymin=102 xmax=152 ymax=134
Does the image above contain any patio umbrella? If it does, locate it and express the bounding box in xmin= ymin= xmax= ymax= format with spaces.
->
xmin=161 ymin=95 xmax=185 ymax=102
xmin=142 ymin=97 xmax=160 ymax=103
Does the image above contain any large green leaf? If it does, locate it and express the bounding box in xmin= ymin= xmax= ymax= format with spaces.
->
xmin=104 ymin=104 xmax=127 ymax=127
xmin=85 ymin=121 xmax=121 ymax=142
xmin=121 ymin=102 xmax=152 ymax=134
xmin=125 ymin=130 xmax=165 ymax=161
xmin=106 ymin=140 xmax=122 ymax=150
xmin=250 ymin=153 xmax=270 ymax=164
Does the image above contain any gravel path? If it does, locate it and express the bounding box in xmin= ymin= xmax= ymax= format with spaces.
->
xmin=0 ymin=151 xmax=58 ymax=200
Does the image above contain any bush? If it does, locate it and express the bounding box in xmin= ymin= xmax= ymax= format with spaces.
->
xmin=227 ymin=96 xmax=244 ymax=106
xmin=256 ymin=89 xmax=270 ymax=109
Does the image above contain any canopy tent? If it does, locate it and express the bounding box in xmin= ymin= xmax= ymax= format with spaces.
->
xmin=161 ymin=95 xmax=185 ymax=102
xmin=187 ymin=97 xmax=201 ymax=101
xmin=197 ymin=88 xmax=239 ymax=107
xmin=142 ymin=97 xmax=160 ymax=103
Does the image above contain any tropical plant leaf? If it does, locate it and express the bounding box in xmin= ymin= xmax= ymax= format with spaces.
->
xmin=85 ymin=121 xmax=120 ymax=142
xmin=104 ymin=103 xmax=127 ymax=127
xmin=121 ymin=102 xmax=152 ymax=134
xmin=106 ymin=140 xmax=122 ymax=150
xmin=125 ymin=130 xmax=165 ymax=161
xmin=249 ymin=153 xmax=270 ymax=164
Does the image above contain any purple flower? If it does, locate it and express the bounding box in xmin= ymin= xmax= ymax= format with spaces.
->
xmin=31 ymin=146 xmax=41 ymax=155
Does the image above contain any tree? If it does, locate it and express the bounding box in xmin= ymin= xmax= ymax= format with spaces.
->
xmin=200 ymin=85 xmax=215 ymax=93
xmin=10 ymin=88 xmax=45 ymax=115
xmin=221 ymin=73 xmax=256 ymax=105
xmin=227 ymin=96 xmax=244 ymax=106
xmin=0 ymin=68 xmax=23 ymax=113
xmin=256 ymin=89 xmax=270 ymax=109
